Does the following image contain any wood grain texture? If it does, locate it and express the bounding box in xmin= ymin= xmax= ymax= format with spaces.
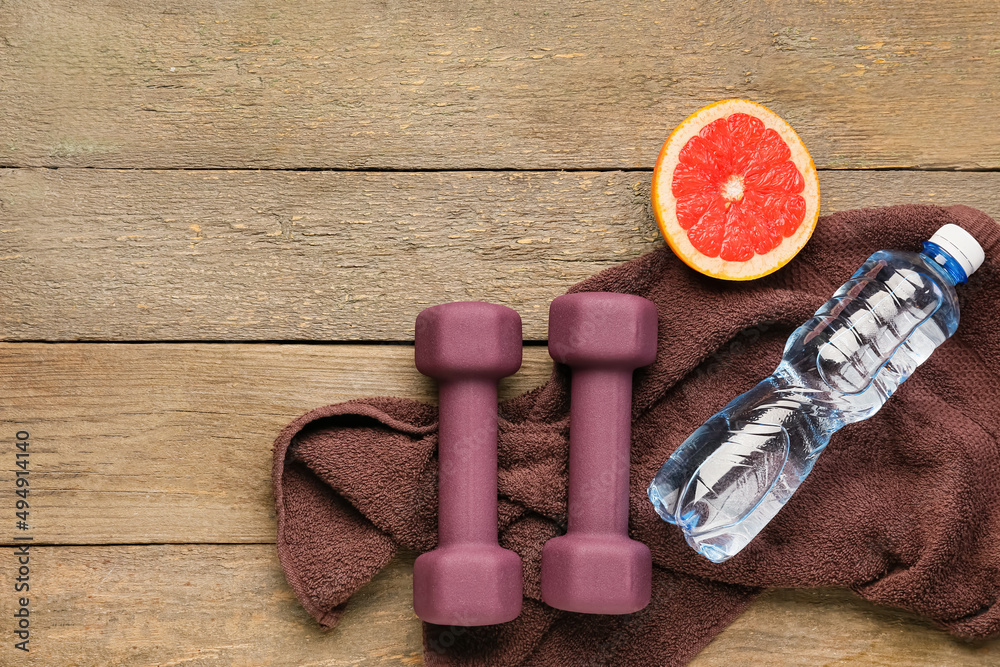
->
xmin=0 ymin=547 xmax=423 ymax=666
xmin=0 ymin=547 xmax=994 ymax=666
xmin=3 ymin=0 xmax=997 ymax=662
xmin=691 ymin=588 xmax=998 ymax=667
xmin=3 ymin=168 xmax=999 ymax=342
xmin=0 ymin=1 xmax=998 ymax=170
xmin=0 ymin=342 xmax=553 ymax=544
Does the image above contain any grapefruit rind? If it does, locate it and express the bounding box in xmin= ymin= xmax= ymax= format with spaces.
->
xmin=651 ymin=99 xmax=820 ymax=280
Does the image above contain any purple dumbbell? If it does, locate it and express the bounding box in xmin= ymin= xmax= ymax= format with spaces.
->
xmin=412 ymin=301 xmax=524 ymax=626
xmin=541 ymin=292 xmax=657 ymax=614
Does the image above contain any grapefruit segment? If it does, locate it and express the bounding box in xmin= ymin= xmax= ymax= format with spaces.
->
xmin=652 ymin=99 xmax=820 ymax=280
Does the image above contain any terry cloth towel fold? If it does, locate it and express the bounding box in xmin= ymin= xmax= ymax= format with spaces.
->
xmin=273 ymin=204 xmax=1000 ymax=666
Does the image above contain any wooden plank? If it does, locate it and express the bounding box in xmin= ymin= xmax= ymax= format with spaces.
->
xmin=2 ymin=168 xmax=999 ymax=342
xmin=0 ymin=343 xmax=553 ymax=544
xmin=0 ymin=1 xmax=998 ymax=170
xmin=0 ymin=546 xmax=994 ymax=666
xmin=0 ymin=546 xmax=423 ymax=666
xmin=691 ymin=587 xmax=998 ymax=666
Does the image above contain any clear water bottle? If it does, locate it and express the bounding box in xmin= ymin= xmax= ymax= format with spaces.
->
xmin=648 ymin=224 xmax=985 ymax=563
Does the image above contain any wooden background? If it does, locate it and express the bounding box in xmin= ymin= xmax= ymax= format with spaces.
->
xmin=1 ymin=1 xmax=999 ymax=664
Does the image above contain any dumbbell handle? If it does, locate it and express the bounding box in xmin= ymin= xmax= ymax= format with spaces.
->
xmin=566 ymin=368 xmax=633 ymax=535
xmin=437 ymin=379 xmax=500 ymax=546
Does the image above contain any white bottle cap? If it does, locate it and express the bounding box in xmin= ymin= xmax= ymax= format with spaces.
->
xmin=929 ymin=223 xmax=985 ymax=278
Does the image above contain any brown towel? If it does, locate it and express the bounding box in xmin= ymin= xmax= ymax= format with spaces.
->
xmin=273 ymin=204 xmax=1000 ymax=666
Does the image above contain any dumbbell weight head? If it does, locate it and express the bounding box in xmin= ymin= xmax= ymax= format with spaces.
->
xmin=540 ymin=534 xmax=652 ymax=615
xmin=415 ymin=301 xmax=523 ymax=380
xmin=548 ymin=292 xmax=658 ymax=369
xmin=413 ymin=544 xmax=523 ymax=626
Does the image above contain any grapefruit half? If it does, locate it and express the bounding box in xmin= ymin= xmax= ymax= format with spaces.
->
xmin=651 ymin=99 xmax=820 ymax=280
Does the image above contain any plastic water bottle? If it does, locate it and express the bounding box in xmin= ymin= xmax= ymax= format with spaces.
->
xmin=648 ymin=224 xmax=985 ymax=563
